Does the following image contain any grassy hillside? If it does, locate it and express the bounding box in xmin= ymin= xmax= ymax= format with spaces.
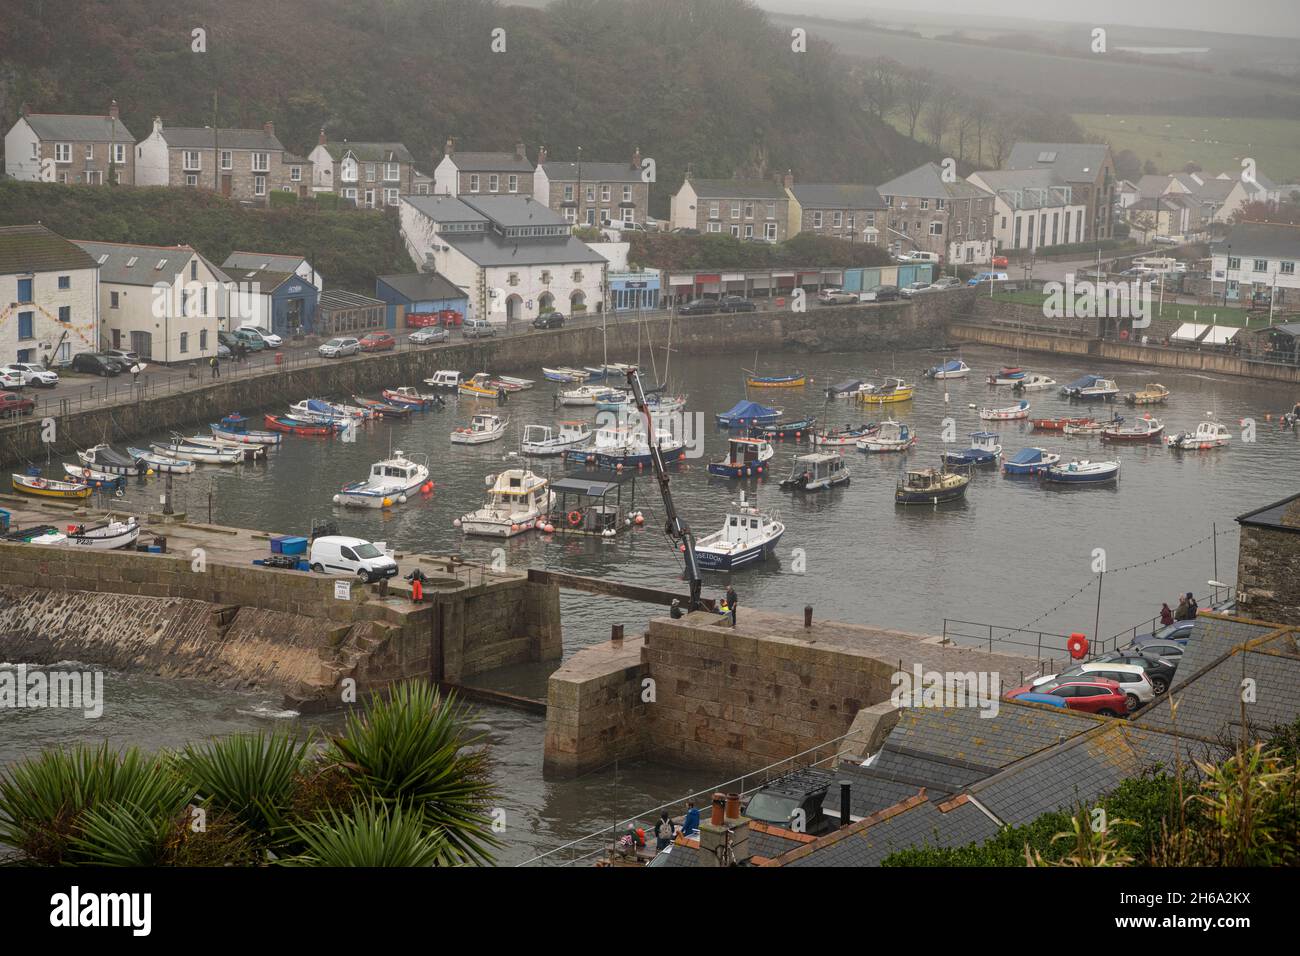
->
xmin=0 ymin=181 xmax=415 ymax=291
xmin=0 ymin=0 xmax=936 ymax=217
xmin=1074 ymin=114 xmax=1300 ymax=182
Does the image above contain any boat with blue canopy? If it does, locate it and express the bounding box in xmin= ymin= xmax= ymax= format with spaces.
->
xmin=924 ymin=359 xmax=970 ymax=379
xmin=1001 ymin=447 xmax=1061 ymax=476
xmin=941 ymin=431 xmax=1002 ymax=467
xmin=716 ymin=400 xmax=782 ymax=428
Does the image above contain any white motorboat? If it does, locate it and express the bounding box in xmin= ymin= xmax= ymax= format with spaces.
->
xmin=559 ymin=384 xmax=619 ymax=407
xmin=183 ymin=434 xmax=266 ymax=461
xmin=61 ymin=463 xmax=125 ymax=488
xmin=66 ymin=516 xmax=141 ymax=550
xmin=1166 ymin=420 xmax=1232 ymax=450
xmin=521 ymin=421 xmax=591 ymax=456
xmin=979 ymin=400 xmax=1031 ymax=421
xmin=543 ymin=367 xmax=591 ymax=383
xmin=76 ymin=444 xmax=140 ymax=475
xmin=451 ymin=414 xmax=508 ymax=445
xmin=457 ymin=470 xmax=554 ymax=537
xmin=694 ymin=491 xmax=785 ymax=570
xmin=127 ymin=447 xmax=196 ymax=474
xmin=1012 ymin=374 xmax=1057 ymax=393
xmin=334 ymin=452 xmax=431 ymax=509
xmin=150 ymin=438 xmax=243 ymax=465
xmin=564 ymin=424 xmax=686 ymax=467
xmin=424 ymin=370 xmax=462 ymax=390
xmin=779 ymin=452 xmax=850 ymax=491
xmin=493 ymin=375 xmax=535 ymax=391
xmin=857 ymin=420 xmax=916 ymax=453
xmin=924 ymin=359 xmax=970 ymax=380
xmin=1076 ymin=378 xmax=1120 ymax=401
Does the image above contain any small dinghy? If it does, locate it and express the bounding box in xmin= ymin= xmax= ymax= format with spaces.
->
xmin=543 ymin=367 xmax=590 ymax=383
xmin=1012 ymin=374 xmax=1056 ymax=393
xmin=708 ymin=437 xmax=775 ymax=479
xmin=352 ymin=396 xmax=413 ymax=420
xmin=451 ymin=414 xmax=508 ymax=445
xmin=779 ymin=452 xmax=850 ymax=491
xmin=1166 ymin=420 xmax=1231 ymax=450
xmin=716 ymin=400 xmax=782 ymax=428
xmin=825 ymin=378 xmax=866 ymax=397
xmin=812 ymin=422 xmax=878 ymax=446
xmin=942 ymin=432 xmax=1002 ymax=467
xmin=493 ymin=375 xmax=534 ymax=392
xmin=183 ymin=434 xmax=266 ymax=461
xmin=1076 ymin=378 xmax=1119 ymax=401
xmin=457 ymin=470 xmax=554 ymax=537
xmin=128 ymin=447 xmax=196 ymax=474
xmin=424 ymin=370 xmax=461 ymax=390
xmin=210 ymin=413 xmax=282 ymax=445
xmin=857 ymin=419 xmax=916 ymax=453
xmin=746 ymin=371 xmax=806 ymax=389
xmin=924 ymin=359 xmax=970 ymax=380
xmin=1063 ymin=414 xmax=1123 ymax=436
xmin=292 ymin=399 xmax=371 ymax=422
xmin=1100 ymin=415 xmax=1164 ymax=443
xmin=1031 ymin=416 xmax=1093 ymax=432
xmin=151 ymin=438 xmax=243 ymax=465
xmin=1001 ymin=447 xmax=1061 ymax=476
xmin=11 ymin=473 xmax=91 ymax=499
xmin=595 ymin=390 xmax=632 ymax=412
xmin=987 ymin=366 xmax=1026 ymax=385
xmin=263 ymin=414 xmax=335 ymax=437
xmin=856 ymin=377 xmax=914 ymax=405
xmin=1043 ymin=458 xmax=1121 ymax=484
xmin=979 ymin=400 xmax=1030 ymax=421
xmin=66 ymin=516 xmax=140 ymax=550
xmin=77 ymin=443 xmax=141 ymax=475
xmin=62 ymin=463 xmax=125 ymax=490
xmin=334 ymin=452 xmax=431 ymax=509
xmin=1125 ymin=383 xmax=1170 ymax=406
xmin=383 ymin=387 xmax=444 ymax=409
xmin=521 ymin=421 xmax=591 ymax=456
xmin=895 ymin=467 xmax=970 ymax=505
xmin=749 ymin=417 xmax=816 ymax=442
xmin=694 ymin=491 xmax=784 ymax=570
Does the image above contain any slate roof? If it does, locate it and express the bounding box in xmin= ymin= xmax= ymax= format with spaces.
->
xmin=789 ymin=183 xmax=885 ymax=210
xmin=222 ymin=252 xmax=310 ymax=275
xmin=224 ymin=268 xmax=298 ymax=294
xmin=1210 ymin=222 xmax=1300 ymax=259
xmin=0 ymin=224 xmax=99 ymax=276
xmin=689 ymin=178 xmax=788 ymax=200
xmin=322 ymin=141 xmax=414 ymax=164
xmin=402 ymin=195 xmax=486 ymax=223
xmin=1236 ymin=491 xmax=1300 ymax=536
xmin=540 ymin=161 xmax=642 ymax=184
xmin=440 ymin=232 xmax=605 ymax=267
xmin=72 ymin=240 xmax=196 ymax=286
xmin=878 ymin=163 xmax=992 ymax=201
xmin=448 ymin=151 xmax=533 ymax=173
xmin=459 ymin=195 xmax=568 ymax=228
xmin=159 ymin=127 xmax=284 ymax=152
xmin=23 ymin=113 xmax=135 ymax=143
xmin=376 ymin=273 xmax=467 ymax=303
xmin=1005 ymin=142 xmax=1112 ymax=182
xmin=318 ymin=289 xmax=384 ymax=310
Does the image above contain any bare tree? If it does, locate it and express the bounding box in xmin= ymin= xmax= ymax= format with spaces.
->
xmin=953 ymin=95 xmax=976 ymax=163
xmin=862 ymin=58 xmax=901 ymax=122
xmin=923 ymin=86 xmax=954 ymax=154
xmin=899 ymin=68 xmax=934 ymax=140
xmin=969 ymin=97 xmax=993 ymax=167
xmin=990 ymin=111 xmax=1019 ymax=168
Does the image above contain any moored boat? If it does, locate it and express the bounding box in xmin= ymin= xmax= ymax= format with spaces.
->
xmin=1012 ymin=374 xmax=1056 ymax=393
xmin=707 ymin=437 xmax=775 ymax=479
xmin=1076 ymin=378 xmax=1119 ymax=401
xmin=1100 ymin=415 xmax=1164 ymax=442
xmin=778 ymin=451 xmax=850 ymax=491
xmin=1043 ymin=458 xmax=1121 ymax=484
xmin=351 ymin=396 xmax=413 ymax=420
xmin=1063 ymin=414 xmax=1123 ymax=436
xmin=493 ymin=375 xmax=535 ymax=391
xmin=1031 ymin=416 xmax=1093 ymax=432
xmin=979 ymin=400 xmax=1030 ymax=421
xmin=263 ymin=414 xmax=335 ymax=437
xmin=459 ymin=372 xmax=505 ymax=400
xmin=1125 ymin=383 xmax=1170 ymax=406
xmin=746 ymin=371 xmax=806 ymax=388
xmin=424 ymin=370 xmax=461 ymax=390
xmin=559 ymin=384 xmax=620 ymax=407
xmin=382 ymin=386 xmax=444 ymax=409
xmin=857 ymin=419 xmax=916 ymax=453
xmin=565 ymin=425 xmax=685 ymax=468
xmin=942 ymin=431 xmax=1002 ymax=467
xmin=1060 ymin=374 xmax=1102 ymax=397
xmin=987 ymin=366 xmax=1027 ymax=386
xmin=150 ymin=438 xmax=243 ymax=465
xmin=451 ymin=414 xmax=508 ymax=445
xmin=693 ymin=491 xmax=785 ymax=570
xmin=895 ymin=467 xmax=970 ymax=505
xmin=11 ymin=473 xmax=91 ymax=499
xmin=748 ymin=417 xmax=816 ymax=441
xmin=77 ymin=443 xmax=141 ymax=475
xmin=457 ymin=470 xmax=554 ymax=537
xmin=924 ymin=359 xmax=970 ymax=380
xmin=825 ymin=378 xmax=866 ymax=397
xmin=1166 ymin=420 xmax=1232 ymax=450
xmin=210 ymin=413 xmax=283 ymax=445
xmin=812 ymin=422 xmax=879 ymax=446
xmin=521 ymin=421 xmax=591 ymax=456
xmin=127 ymin=447 xmax=197 ymax=474
xmin=66 ymin=516 xmax=140 ymax=550
xmin=542 ymin=366 xmax=591 ymax=383
xmin=182 ymin=434 xmax=266 ymax=461
xmin=61 ymin=463 xmax=125 ymax=489
xmin=1001 ymin=447 xmax=1061 ymax=476
xmin=334 ymin=451 xmax=431 ymax=509
xmin=716 ymin=400 xmax=782 ymax=428
xmin=855 ymin=377 xmax=914 ymax=405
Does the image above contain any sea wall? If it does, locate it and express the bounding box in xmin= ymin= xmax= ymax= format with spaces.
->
xmin=0 ymin=292 xmax=972 ymax=469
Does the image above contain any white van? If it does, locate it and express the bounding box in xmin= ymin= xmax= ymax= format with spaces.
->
xmin=237 ymin=324 xmax=283 ymax=348
xmin=1132 ymin=256 xmax=1178 ymax=275
xmin=308 ymin=535 xmax=399 ymax=583
xmin=897 ymin=251 xmax=940 ymax=264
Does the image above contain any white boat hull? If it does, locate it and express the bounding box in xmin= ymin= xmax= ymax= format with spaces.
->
xmin=68 ymin=520 xmax=140 ymax=550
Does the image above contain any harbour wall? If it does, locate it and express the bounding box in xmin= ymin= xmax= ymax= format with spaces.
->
xmin=0 ymin=530 xmax=562 ymax=709
xmin=0 ymin=292 xmax=972 ymax=469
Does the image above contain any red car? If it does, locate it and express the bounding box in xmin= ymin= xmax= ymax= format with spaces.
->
xmin=992 ymin=255 xmax=1009 ymax=269
xmin=359 ymin=332 xmax=396 ymax=352
xmin=1005 ymin=678 xmax=1128 ymax=717
xmin=0 ymin=392 xmax=36 ymax=417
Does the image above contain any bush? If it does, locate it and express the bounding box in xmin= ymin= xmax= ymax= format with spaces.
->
xmin=268 ymin=190 xmax=299 ymax=207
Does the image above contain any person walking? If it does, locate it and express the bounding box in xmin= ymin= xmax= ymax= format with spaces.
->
xmin=1159 ymin=603 xmax=1174 ymax=627
xmin=209 ymin=355 xmax=220 ymax=379
xmin=725 ymin=584 xmax=738 ymax=627
xmin=1186 ymin=592 xmax=1199 ymax=618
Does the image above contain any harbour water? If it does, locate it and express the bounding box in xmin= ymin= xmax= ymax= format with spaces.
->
xmin=5 ymin=343 xmax=1298 ymax=863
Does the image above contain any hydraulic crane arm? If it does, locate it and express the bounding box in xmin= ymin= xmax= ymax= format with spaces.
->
xmin=625 ymin=366 xmax=704 ymax=611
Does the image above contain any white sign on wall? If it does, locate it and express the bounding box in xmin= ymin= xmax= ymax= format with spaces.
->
xmin=334 ymin=580 xmax=351 ymax=601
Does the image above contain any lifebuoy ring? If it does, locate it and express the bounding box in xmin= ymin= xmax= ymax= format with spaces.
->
xmin=1120 ymin=329 xmax=1129 ymax=341
xmin=567 ymin=510 xmax=583 ymax=527
xmin=1067 ymin=633 xmax=1089 ymax=660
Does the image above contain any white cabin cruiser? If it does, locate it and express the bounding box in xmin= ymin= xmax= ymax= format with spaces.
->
xmin=1166 ymin=420 xmax=1232 ymax=450
xmin=458 ymin=470 xmax=554 ymax=537
xmin=451 ymin=414 xmax=508 ymax=444
xmin=334 ymin=452 xmax=431 ymax=508
xmin=424 ymin=370 xmax=462 ymax=390
xmin=693 ymin=492 xmax=785 ymax=570
xmin=521 ymin=421 xmax=591 ymax=456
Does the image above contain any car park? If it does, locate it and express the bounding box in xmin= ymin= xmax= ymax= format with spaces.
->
xmin=237 ymin=325 xmax=283 ymax=348
xmin=718 ymin=296 xmax=756 ymax=313
xmin=318 ymin=337 xmax=361 ymax=358
xmin=1031 ymin=662 xmax=1155 ymax=712
xmin=308 ymin=535 xmax=399 ymax=583
xmin=408 ymin=327 xmax=450 ymax=345
xmin=0 ymin=392 xmax=37 ymax=417
xmin=928 ymin=276 xmax=964 ymax=291
xmin=462 ymin=319 xmax=497 ymax=339
xmin=1006 ymin=678 xmax=1128 ymax=716
xmin=859 ymin=285 xmax=899 ymax=302
xmin=899 ymin=281 xmax=932 ymax=297
xmin=678 ymin=298 xmax=719 ymax=316
xmin=533 ymin=313 xmax=566 ymax=330
xmin=3 ymin=362 xmax=59 ymax=387
xmin=1130 ymin=620 xmax=1196 ymax=647
xmin=70 ymin=352 xmax=123 ymax=377
xmin=816 ymin=289 xmax=858 ymax=305
xmin=1092 ymin=651 xmax=1178 ymax=695
xmin=359 ymin=331 xmax=396 ymax=352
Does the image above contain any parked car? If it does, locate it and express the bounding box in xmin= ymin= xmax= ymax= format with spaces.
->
xmin=462 ymin=319 xmax=497 ymax=339
xmin=742 ymin=768 xmax=836 ymax=836
xmin=0 ymin=368 xmax=23 ymax=390
xmin=991 ymin=255 xmax=1010 ymax=268
xmin=308 ymin=535 xmax=398 ymax=583
xmin=1153 ymin=235 xmax=1178 ymax=245
xmin=104 ymin=348 xmax=141 ymax=366
xmin=678 ymin=298 xmax=719 ymax=316
xmin=232 ymin=329 xmax=267 ymax=352
xmin=928 ymin=276 xmax=964 ymax=291
xmin=1129 ymin=620 xmax=1196 ymax=648
xmin=1031 ymin=663 xmax=1155 ymax=712
xmin=967 ymin=272 xmax=1009 ymax=286
xmin=237 ymin=324 xmax=283 ymax=348
xmin=1093 ymin=651 xmax=1178 ymax=695
xmin=859 ymin=285 xmax=899 ymax=302
xmin=359 ymin=331 xmax=397 ymax=352
xmin=3 ymin=362 xmax=59 ymax=387
xmin=816 ymin=289 xmax=858 ymax=305
xmin=0 ymin=392 xmax=36 ymax=417
xmin=533 ymin=313 xmax=566 ymax=330
xmin=70 ymin=352 xmax=122 ymax=377
xmin=408 ymin=327 xmax=450 ymax=345
xmin=899 ymin=281 xmax=932 ymax=297
xmin=318 ymin=337 xmax=361 ymax=358
xmin=1006 ymin=678 xmax=1128 ymax=717
xmin=718 ymin=296 xmax=757 ymax=313
xmin=216 ymin=343 xmax=232 ymax=360
xmin=896 ymin=251 xmax=940 ymax=264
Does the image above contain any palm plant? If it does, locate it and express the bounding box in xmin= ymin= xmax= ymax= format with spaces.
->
xmin=1027 ymin=805 xmax=1137 ymax=867
xmin=326 ymin=681 xmax=500 ymax=866
xmin=281 ymin=800 xmax=450 ymax=867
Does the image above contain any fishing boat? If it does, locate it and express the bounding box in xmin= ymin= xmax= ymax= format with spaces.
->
xmin=127 ymin=447 xmax=196 ymax=474
xmin=451 ymin=414 xmax=508 ymax=445
xmin=61 ymin=463 xmax=125 ymax=490
xmin=942 ymin=432 xmax=1002 ymax=467
xmin=559 ymin=384 xmax=619 ymax=407
xmin=77 ymin=443 xmax=141 ymax=475
xmin=565 ymin=425 xmax=685 ymax=468
xmin=1076 ymin=378 xmax=1119 ymax=401
xmin=293 ymin=398 xmax=373 ymax=422
xmin=716 ymin=400 xmax=782 ymax=428
xmin=778 ymin=451 xmax=850 ymax=491
xmin=924 ymin=359 xmax=970 ymax=380
xmin=10 ymin=473 xmax=91 ymax=499
xmin=210 ymin=413 xmax=282 ymax=445
xmin=351 ymin=396 xmax=413 ymax=420
xmin=1166 ymin=420 xmax=1232 ymax=450
xmin=424 ymin=370 xmax=461 ymax=390
xmin=855 ymin=377 xmax=915 ymax=405
xmin=334 ymin=451 xmax=431 ymax=509
xmin=459 ymin=372 xmax=505 ymax=400
xmin=647 ymin=393 xmax=687 ymax=414
xmin=1063 ymin=414 xmax=1123 ymax=436
xmin=66 ymin=516 xmax=140 ymax=550
xmin=1100 ymin=415 xmax=1164 ymax=443
xmin=694 ymin=491 xmax=785 ymax=570
xmin=746 ymin=371 xmax=806 ymax=388
xmin=894 ymin=467 xmax=970 ymax=505
xmin=457 ymin=470 xmax=554 ymax=537
xmin=263 ymin=414 xmax=335 ymax=437
xmin=1124 ymin=383 xmax=1170 ymax=406
xmin=987 ymin=366 xmax=1027 ymax=386
xmin=493 ymin=375 xmax=535 ymax=392
xmin=812 ymin=423 xmax=879 ymax=446
xmin=825 ymin=378 xmax=866 ymax=397
xmin=1012 ymin=374 xmax=1057 ymax=393
xmin=1001 ymin=447 xmax=1061 ymax=476
xmin=382 ymin=387 xmax=444 ymax=409
xmin=1030 ymin=416 xmax=1093 ymax=432
xmin=595 ymin=390 xmax=632 ymax=413
xmin=150 ymin=438 xmax=243 ymax=465
xmin=748 ymin=417 xmax=817 ymax=442
xmin=542 ymin=366 xmax=591 ymax=383
xmin=521 ymin=421 xmax=591 ymax=456
xmin=979 ymin=400 xmax=1030 ymax=421
xmin=1060 ymin=374 xmax=1102 ymax=397
xmin=182 ymin=434 xmax=266 ymax=462
xmin=4 ymin=524 xmax=67 ymax=545
xmin=708 ymin=437 xmax=775 ymax=479
xmin=857 ymin=419 xmax=916 ymax=453
xmin=1043 ymin=458 xmax=1121 ymax=484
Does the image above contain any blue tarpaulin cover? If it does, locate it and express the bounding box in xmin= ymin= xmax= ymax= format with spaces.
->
xmin=716 ymin=400 xmax=780 ymax=423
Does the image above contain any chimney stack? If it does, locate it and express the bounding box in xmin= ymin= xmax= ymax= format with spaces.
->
xmin=109 ymin=100 xmax=120 ymax=121
xmin=445 ymin=136 xmax=455 ymax=157
xmin=632 ymin=146 xmax=641 ymax=171
xmin=537 ymin=145 xmax=548 ymax=166
xmin=699 ymin=792 xmax=752 ymax=867
xmin=152 ymin=116 xmax=163 ymax=135
xmin=318 ymin=128 xmax=327 ymax=146
xmin=515 ymin=140 xmax=526 ymax=161
xmin=782 ymin=169 xmax=794 ymax=190
xmin=263 ymin=121 xmax=275 ymax=138
xmin=839 ymin=781 xmax=851 ymax=828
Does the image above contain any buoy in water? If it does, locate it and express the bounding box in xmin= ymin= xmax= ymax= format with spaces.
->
xmin=397 ymin=494 xmax=407 ymax=504
xmin=382 ymin=497 xmax=393 ymax=508
xmin=421 ymin=481 xmax=434 ymax=493
xmin=332 ymin=494 xmax=341 ymax=504
xmin=543 ymin=524 xmax=554 ymax=534
xmin=453 ymin=517 xmax=462 ymax=527
xmin=634 ymin=513 xmax=644 ymax=525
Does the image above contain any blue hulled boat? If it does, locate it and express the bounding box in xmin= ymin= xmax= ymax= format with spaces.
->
xmin=1001 ymin=447 xmax=1061 ymax=476
xmin=941 ymin=431 xmax=1002 ymax=467
xmin=716 ymin=400 xmax=781 ymax=428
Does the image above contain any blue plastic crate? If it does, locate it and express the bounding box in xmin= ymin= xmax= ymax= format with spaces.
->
xmin=279 ymin=536 xmax=308 ymax=556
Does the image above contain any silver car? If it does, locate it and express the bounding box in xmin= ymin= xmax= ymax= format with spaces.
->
xmin=318 ymin=337 xmax=361 ymax=358
xmin=409 ymin=327 xmax=450 ymax=345
xmin=3 ymin=362 xmax=59 ymax=387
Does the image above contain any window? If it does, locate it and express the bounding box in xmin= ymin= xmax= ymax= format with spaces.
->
xmin=489 ymin=174 xmax=499 ymax=192
xmin=220 ymin=150 xmax=232 ymax=170
xmin=955 ymin=220 xmax=963 ymax=236
xmin=572 ymin=270 xmax=584 ymax=283
xmin=508 ymin=174 xmax=518 ymax=193
xmin=929 ymin=222 xmax=943 ymax=236
xmin=201 ymin=286 xmax=208 ymax=314
xmin=508 ymin=272 xmax=519 ymax=286
xmin=385 ymin=163 xmax=400 ymax=182
xmin=1283 ymin=261 xmax=1295 ymax=275
xmin=254 ymin=175 xmax=266 ymax=196
xmin=185 ymin=173 xmax=198 ymax=187
xmin=290 ymin=166 xmax=301 ymax=182
xmin=341 ymin=157 xmax=358 ymax=182
xmin=58 ymin=275 xmax=70 ymax=290
xmin=846 ymin=214 xmax=854 ymax=230
xmin=18 ymin=312 xmax=34 ymax=340
xmin=540 ymin=271 xmax=552 ymax=284
xmin=730 ymin=225 xmax=740 ymax=237
xmin=563 ymin=184 xmax=574 ymax=201
xmin=813 ymin=211 xmax=823 ymax=229
xmin=469 ymin=174 xmax=480 ymax=192
xmin=55 ymin=143 xmax=71 ymax=163
xmin=183 ymin=150 xmax=201 ymax=171
xmin=920 ymin=199 xmax=929 ymax=210
xmin=85 ymin=144 xmax=95 ymax=161
xmin=585 ymin=186 xmax=595 ymax=203
xmin=936 ymin=199 xmax=946 ymax=210
xmin=1253 ymin=259 xmax=1268 ymax=273
xmin=622 ymin=185 xmax=632 ymax=202
xmin=16 ymin=277 xmax=33 ymax=303
xmin=744 ymin=225 xmax=753 ymax=238
xmin=253 ymin=152 xmax=269 ymax=172
xmin=865 ymin=212 xmax=875 ymax=227
xmin=58 ymin=305 xmax=70 ymax=322
xmin=708 ymin=202 xmax=719 ymax=219
xmin=384 ymin=188 xmax=398 ymax=206
xmin=179 ymin=332 xmax=189 ymax=354
xmin=765 ymin=222 xmax=776 ymax=240
xmin=622 ymin=207 xmax=634 ymax=224
xmin=563 ymin=207 xmax=576 ymax=223
xmin=832 ymin=211 xmax=842 ymax=228
xmin=110 ymin=291 xmax=120 ymax=309
xmin=731 ymin=203 xmax=740 ymax=219
xmin=601 ymin=185 xmax=611 ymax=202
xmin=1227 ymin=256 xmax=1240 ymax=270
xmin=744 ymin=202 xmax=754 ymax=219
xmin=885 ymin=195 xmax=893 ymax=207
xmin=199 ymin=329 xmax=208 ymax=351
xmin=84 ymin=170 xmax=102 ymax=185
xmin=707 ymin=222 xmax=721 ymax=233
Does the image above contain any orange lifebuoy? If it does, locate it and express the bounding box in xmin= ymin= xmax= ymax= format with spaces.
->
xmin=1067 ymin=633 xmax=1089 ymax=660
xmin=567 ymin=510 xmax=583 ymax=527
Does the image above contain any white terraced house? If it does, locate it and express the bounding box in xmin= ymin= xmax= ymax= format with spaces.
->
xmin=4 ymin=101 xmax=135 ymax=184
xmin=0 ymin=225 xmax=101 ymax=367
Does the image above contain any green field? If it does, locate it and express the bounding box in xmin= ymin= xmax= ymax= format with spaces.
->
xmin=1074 ymin=114 xmax=1300 ymax=184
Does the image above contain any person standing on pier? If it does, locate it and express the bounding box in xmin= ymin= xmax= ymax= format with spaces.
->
xmin=1174 ymin=594 xmax=1191 ymax=621
xmin=726 ymin=585 xmax=738 ymax=627
xmin=654 ymin=811 xmax=675 ymax=851
xmin=1159 ymin=603 xmax=1173 ymax=627
xmin=209 ymin=355 xmax=220 ymax=379
xmin=681 ymin=800 xmax=700 ymax=838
